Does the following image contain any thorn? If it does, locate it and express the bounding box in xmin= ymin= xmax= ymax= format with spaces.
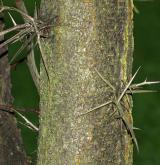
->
xmin=79 ymin=100 xmax=112 ymax=116
xmin=133 ymin=127 xmax=141 ymax=130
xmin=131 ymin=80 xmax=160 ymax=89
xmin=94 ymin=68 xmax=115 ymax=91
xmin=18 ymin=121 xmax=35 ymax=131
xmin=34 ymin=1 xmax=38 ymax=19
xmin=127 ymin=89 xmax=158 ymax=94
xmin=134 ymin=0 xmax=153 ymax=2
xmin=9 ymin=31 xmax=35 ymax=64
xmin=118 ymin=66 xmax=141 ymax=102
xmin=0 ymin=0 xmax=4 ymax=6
xmin=145 ymin=77 xmax=147 ymax=82
xmin=14 ymin=109 xmax=39 ymax=132
xmin=0 ymin=23 xmax=29 ymax=37
xmin=133 ymin=5 xmax=140 ymax=14
xmin=8 ymin=12 xmax=17 ymax=26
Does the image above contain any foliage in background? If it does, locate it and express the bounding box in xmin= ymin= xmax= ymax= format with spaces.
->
xmin=3 ymin=0 xmax=40 ymax=108
xmin=133 ymin=0 xmax=160 ymax=165
xmin=2 ymin=0 xmax=40 ymax=164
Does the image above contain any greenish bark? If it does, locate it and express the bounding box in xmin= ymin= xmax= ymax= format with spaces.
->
xmin=38 ymin=0 xmax=134 ymax=165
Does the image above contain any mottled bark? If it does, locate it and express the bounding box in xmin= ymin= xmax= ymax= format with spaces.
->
xmin=0 ymin=12 xmax=27 ymax=165
xmin=38 ymin=0 xmax=134 ymax=165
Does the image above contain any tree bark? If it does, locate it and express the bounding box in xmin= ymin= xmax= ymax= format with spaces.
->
xmin=0 ymin=10 xmax=27 ymax=165
xmin=38 ymin=0 xmax=134 ymax=164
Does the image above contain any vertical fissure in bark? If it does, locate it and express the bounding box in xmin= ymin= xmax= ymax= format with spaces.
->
xmin=38 ymin=0 xmax=134 ymax=165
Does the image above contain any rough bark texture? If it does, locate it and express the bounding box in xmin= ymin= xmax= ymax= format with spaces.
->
xmin=0 ymin=13 xmax=27 ymax=165
xmin=38 ymin=0 xmax=134 ymax=164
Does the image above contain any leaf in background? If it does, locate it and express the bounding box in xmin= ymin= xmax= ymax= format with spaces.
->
xmin=1 ymin=0 xmax=40 ymax=108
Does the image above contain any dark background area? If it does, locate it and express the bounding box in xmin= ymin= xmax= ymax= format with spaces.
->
xmin=1 ymin=0 xmax=160 ymax=164
xmin=133 ymin=0 xmax=160 ymax=164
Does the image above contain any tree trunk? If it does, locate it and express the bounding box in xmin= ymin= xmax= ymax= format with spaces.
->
xmin=38 ymin=0 xmax=134 ymax=164
xmin=0 ymin=9 xmax=27 ymax=165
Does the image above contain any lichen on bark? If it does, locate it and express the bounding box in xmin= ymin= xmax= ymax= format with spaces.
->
xmin=38 ymin=0 xmax=134 ymax=165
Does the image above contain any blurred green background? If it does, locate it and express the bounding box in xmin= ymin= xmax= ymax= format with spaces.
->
xmin=1 ymin=0 xmax=160 ymax=164
xmin=133 ymin=0 xmax=160 ymax=165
